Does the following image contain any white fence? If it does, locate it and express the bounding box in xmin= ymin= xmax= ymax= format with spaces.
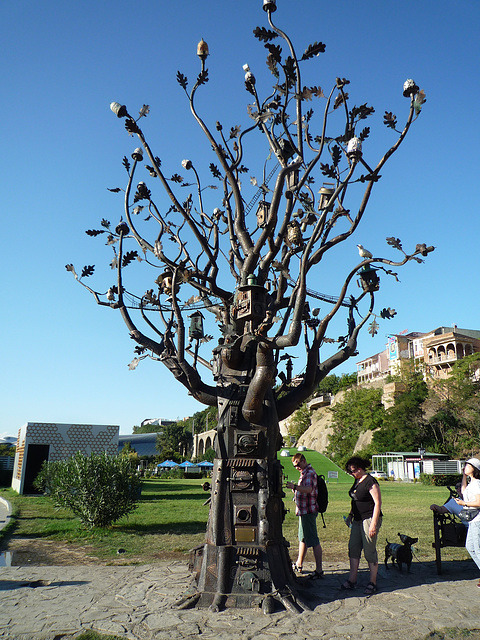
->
xmin=422 ymin=459 xmax=464 ymax=475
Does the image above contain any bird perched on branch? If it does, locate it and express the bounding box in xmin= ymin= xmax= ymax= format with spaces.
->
xmin=357 ymin=244 xmax=373 ymax=259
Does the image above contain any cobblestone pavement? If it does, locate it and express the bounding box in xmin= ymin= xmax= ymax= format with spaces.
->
xmin=1 ymin=557 xmax=480 ymax=640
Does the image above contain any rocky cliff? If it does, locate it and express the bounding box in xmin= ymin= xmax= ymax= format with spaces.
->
xmin=280 ymin=388 xmax=374 ymax=454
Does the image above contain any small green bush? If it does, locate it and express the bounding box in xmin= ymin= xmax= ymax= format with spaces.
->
xmin=34 ymin=451 xmax=142 ymax=528
xmin=419 ymin=472 xmax=460 ymax=487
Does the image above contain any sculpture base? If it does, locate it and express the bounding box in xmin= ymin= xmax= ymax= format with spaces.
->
xmin=174 ymin=541 xmax=311 ymax=613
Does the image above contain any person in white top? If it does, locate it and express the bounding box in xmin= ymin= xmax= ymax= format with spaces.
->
xmin=454 ymin=457 xmax=480 ymax=587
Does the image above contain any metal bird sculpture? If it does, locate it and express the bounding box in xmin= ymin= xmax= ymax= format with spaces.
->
xmin=357 ymin=244 xmax=373 ymax=259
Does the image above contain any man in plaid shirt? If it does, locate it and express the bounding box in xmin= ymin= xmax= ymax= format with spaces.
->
xmin=286 ymin=453 xmax=324 ymax=578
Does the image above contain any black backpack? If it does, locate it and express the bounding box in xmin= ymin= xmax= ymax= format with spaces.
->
xmin=316 ymin=473 xmax=328 ymax=527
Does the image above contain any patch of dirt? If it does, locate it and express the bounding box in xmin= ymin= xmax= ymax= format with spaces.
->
xmin=5 ymin=538 xmax=105 ymax=565
xmin=3 ymin=538 xmax=186 ymax=566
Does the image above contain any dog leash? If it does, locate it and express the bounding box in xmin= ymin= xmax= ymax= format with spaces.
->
xmin=410 ymin=547 xmax=429 ymax=567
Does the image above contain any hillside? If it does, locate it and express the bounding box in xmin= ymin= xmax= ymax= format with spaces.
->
xmin=283 ymin=381 xmax=444 ymax=456
xmin=285 ymin=387 xmax=373 ymax=455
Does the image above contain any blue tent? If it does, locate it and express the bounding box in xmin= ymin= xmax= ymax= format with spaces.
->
xmin=178 ymin=460 xmax=197 ymax=468
xmin=197 ymin=461 xmax=214 ymax=468
xmin=157 ymin=460 xmax=179 ymax=468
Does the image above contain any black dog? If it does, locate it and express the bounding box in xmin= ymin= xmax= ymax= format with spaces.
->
xmin=384 ymin=533 xmax=418 ymax=572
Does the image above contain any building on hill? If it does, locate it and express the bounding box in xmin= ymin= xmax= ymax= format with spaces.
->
xmin=423 ymin=327 xmax=480 ymax=379
xmin=356 ymin=350 xmax=389 ymax=385
xmin=357 ymin=325 xmax=480 ymax=384
xmin=140 ymin=418 xmax=175 ymax=428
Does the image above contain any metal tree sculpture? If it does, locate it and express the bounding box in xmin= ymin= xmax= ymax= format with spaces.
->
xmin=67 ymin=0 xmax=433 ymax=612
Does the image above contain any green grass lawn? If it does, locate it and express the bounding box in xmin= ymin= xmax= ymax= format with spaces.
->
xmin=0 ymin=453 xmax=470 ymax=565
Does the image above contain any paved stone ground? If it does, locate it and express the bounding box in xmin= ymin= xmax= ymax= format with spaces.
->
xmin=1 ymin=558 xmax=480 ymax=640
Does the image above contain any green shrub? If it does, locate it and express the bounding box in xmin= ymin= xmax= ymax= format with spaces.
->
xmin=158 ymin=467 xmax=184 ymax=479
xmin=34 ymin=451 xmax=142 ymax=528
xmin=288 ymin=402 xmax=312 ymax=440
xmin=419 ymin=472 xmax=460 ymax=487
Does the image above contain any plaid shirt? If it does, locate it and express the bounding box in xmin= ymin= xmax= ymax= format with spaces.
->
xmin=294 ymin=464 xmax=318 ymax=516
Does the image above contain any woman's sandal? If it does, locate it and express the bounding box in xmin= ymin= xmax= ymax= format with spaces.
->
xmin=340 ymin=579 xmax=356 ymax=590
xmin=308 ymin=570 xmax=324 ymax=580
xmin=292 ymin=563 xmax=303 ymax=574
xmin=364 ymin=582 xmax=378 ymax=595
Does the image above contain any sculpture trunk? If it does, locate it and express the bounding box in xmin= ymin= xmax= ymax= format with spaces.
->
xmin=181 ymin=335 xmax=307 ymax=612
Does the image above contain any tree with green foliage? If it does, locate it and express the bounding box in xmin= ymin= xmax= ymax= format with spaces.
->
xmin=0 ymin=444 xmax=15 ymax=457
xmin=372 ymin=368 xmax=428 ymax=452
xmin=190 ymin=406 xmax=217 ymax=433
xmin=156 ymin=423 xmax=193 ymax=457
xmin=34 ymin=451 xmax=142 ymax=528
xmin=133 ymin=423 xmax=164 ymax=434
xmin=119 ymin=440 xmax=140 ymax=466
xmin=427 ymin=353 xmax=480 ymax=456
xmin=199 ymin=447 xmax=215 ymax=463
xmin=326 ymin=386 xmax=385 ymax=465
xmin=315 ymin=372 xmax=357 ymax=396
xmin=288 ymin=402 xmax=312 ymax=441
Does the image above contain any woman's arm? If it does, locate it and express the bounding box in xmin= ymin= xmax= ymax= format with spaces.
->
xmin=461 ymin=470 xmax=468 ymax=494
xmin=369 ymin=483 xmax=382 ymax=537
xmin=456 ymin=483 xmax=480 ymax=508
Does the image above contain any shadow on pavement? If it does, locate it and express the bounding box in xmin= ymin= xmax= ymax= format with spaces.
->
xmin=0 ymin=579 xmax=90 ymax=591
xmin=294 ymin=559 xmax=479 ymax=604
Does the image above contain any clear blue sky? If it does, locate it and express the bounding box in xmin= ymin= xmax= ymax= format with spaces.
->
xmin=1 ymin=1 xmax=479 ymax=437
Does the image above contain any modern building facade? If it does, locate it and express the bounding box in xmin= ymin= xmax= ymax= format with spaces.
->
xmin=12 ymin=422 xmax=118 ymax=494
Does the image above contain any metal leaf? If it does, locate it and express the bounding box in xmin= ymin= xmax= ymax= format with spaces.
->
xmin=265 ymin=43 xmax=282 ymax=63
xmin=384 ymin=111 xmax=397 ymax=129
xmin=253 ymin=26 xmax=278 ymax=42
xmin=334 ymin=92 xmax=348 ymax=110
xmin=319 ymin=163 xmax=336 ymax=179
xmin=380 ymin=308 xmax=397 ymax=319
xmin=359 ymin=127 xmax=370 ymax=142
xmin=266 ymin=53 xmax=279 ymax=78
xmin=122 ymin=251 xmax=138 ymax=267
xmin=332 ymin=145 xmax=341 ymax=167
xmin=386 ymin=237 xmax=403 ymax=251
xmin=176 ymin=71 xmax=188 ymax=89
xmin=196 ymin=69 xmax=209 ymax=86
xmin=138 ymin=104 xmax=150 ymax=118
xmin=81 ymin=265 xmax=95 ymax=278
xmin=128 ymin=357 xmax=140 ymax=371
xmin=301 ymin=41 xmax=326 ymax=61
xmin=414 ymin=89 xmax=426 ymax=115
xmin=368 ymin=320 xmax=379 ymax=336
xmin=209 ymin=163 xmax=222 ymax=179
xmin=125 ymin=118 xmax=140 ymax=135
xmin=229 ymin=125 xmax=241 ymax=139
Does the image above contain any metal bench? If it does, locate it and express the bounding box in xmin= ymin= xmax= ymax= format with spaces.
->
xmin=432 ymin=490 xmax=467 ymax=574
